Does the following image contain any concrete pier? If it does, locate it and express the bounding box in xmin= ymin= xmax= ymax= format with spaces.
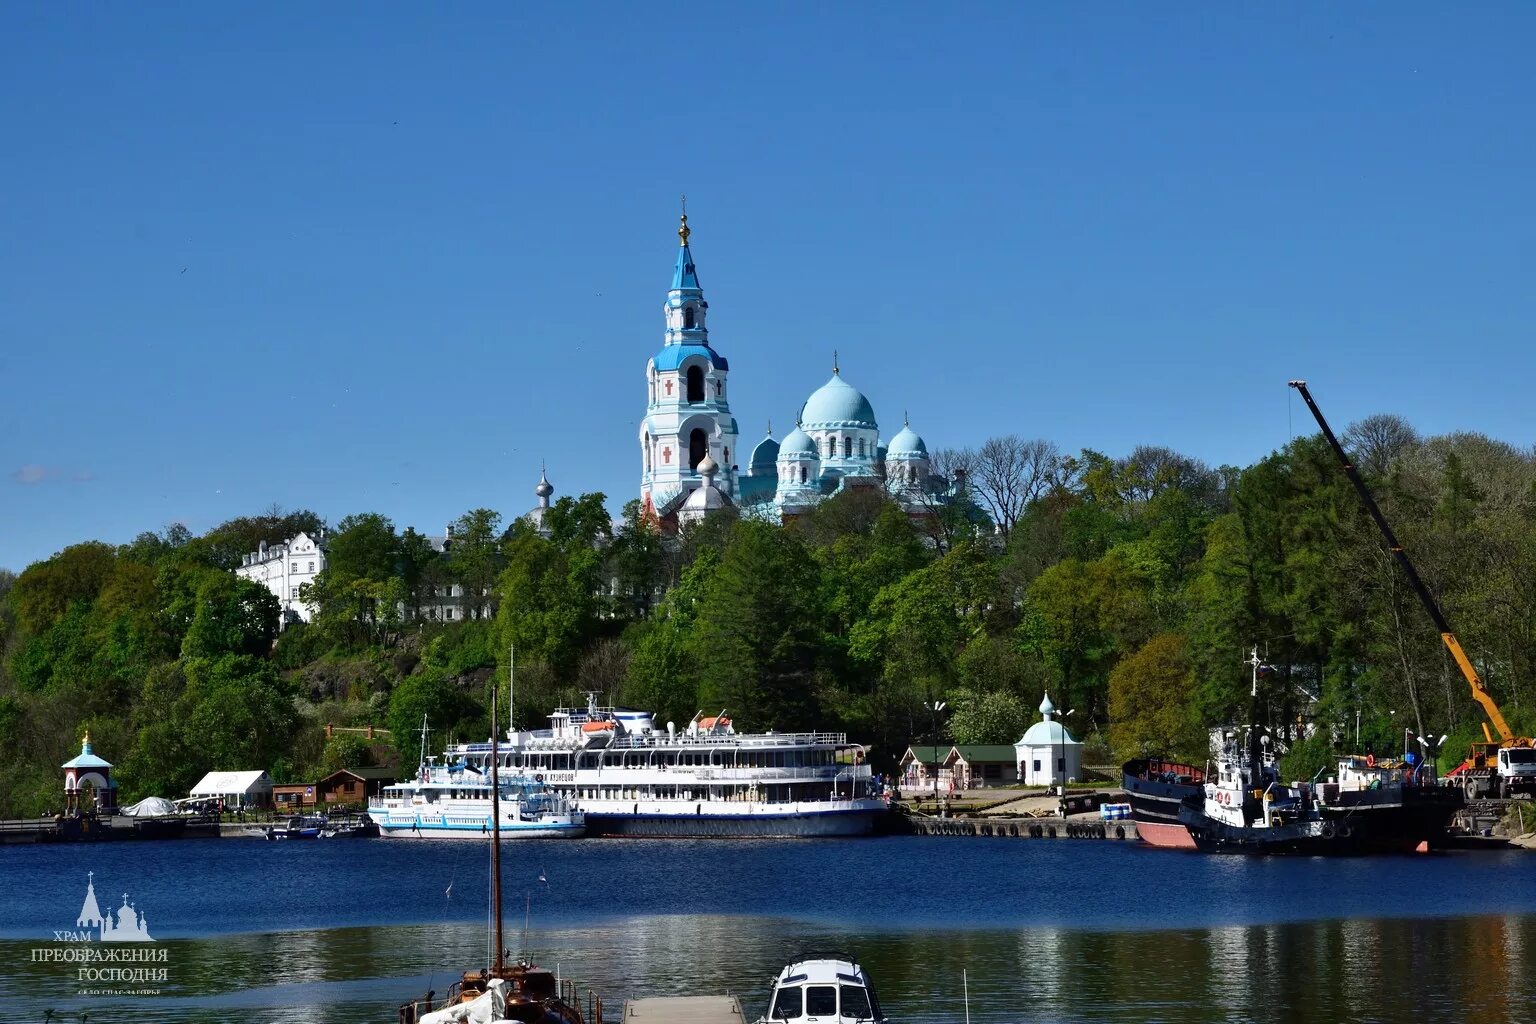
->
xmin=905 ymin=815 xmax=1138 ymax=840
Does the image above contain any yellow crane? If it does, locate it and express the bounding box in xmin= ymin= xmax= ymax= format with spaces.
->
xmin=1288 ymin=381 xmax=1535 ymax=799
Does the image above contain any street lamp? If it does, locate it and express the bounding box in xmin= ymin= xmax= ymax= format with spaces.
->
xmin=924 ymin=699 xmax=947 ymax=803
xmin=1056 ymin=708 xmax=1076 ymax=808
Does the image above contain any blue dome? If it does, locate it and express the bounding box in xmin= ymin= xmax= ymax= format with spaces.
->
xmin=749 ymin=434 xmax=780 ymax=472
xmin=887 ymin=425 xmax=928 ymax=458
xmin=799 ymin=374 xmax=877 ymax=430
xmin=778 ymin=426 xmax=819 ymax=457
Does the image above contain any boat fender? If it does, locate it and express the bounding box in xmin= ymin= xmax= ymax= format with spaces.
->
xmin=1321 ymin=821 xmax=1337 ymax=839
xmin=1366 ymin=754 xmax=1376 ymax=768
xmin=1116 ymin=825 xmax=1126 ymax=840
xmin=1339 ymin=822 xmax=1353 ymax=839
xmin=1048 ymin=825 xmax=1057 ymax=839
xmin=534 ymin=774 xmax=544 ymax=783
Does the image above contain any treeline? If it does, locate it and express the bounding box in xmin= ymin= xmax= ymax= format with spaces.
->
xmin=4 ymin=417 xmax=1536 ymax=817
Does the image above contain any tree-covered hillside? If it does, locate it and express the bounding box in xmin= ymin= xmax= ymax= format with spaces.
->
xmin=5 ymin=421 xmax=1536 ymax=818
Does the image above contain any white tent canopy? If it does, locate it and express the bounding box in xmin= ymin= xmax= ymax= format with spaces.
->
xmin=121 ymin=796 xmax=179 ymax=817
xmin=189 ymin=770 xmax=273 ymax=807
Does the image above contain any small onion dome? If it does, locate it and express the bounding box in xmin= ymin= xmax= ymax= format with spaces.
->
xmin=799 ymin=374 xmax=877 ymax=430
xmin=1040 ymin=692 xmax=1056 ymax=717
xmin=886 ymin=424 xmax=928 ymax=458
xmin=749 ymin=433 xmax=781 ymax=474
xmin=534 ymin=468 xmax=554 ymax=500
xmin=778 ymin=426 xmax=819 ymax=458
xmin=681 ymin=456 xmax=732 ymax=518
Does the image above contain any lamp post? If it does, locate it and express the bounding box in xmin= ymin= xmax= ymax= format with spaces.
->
xmin=1056 ymin=709 xmax=1076 ymax=813
xmin=924 ymin=699 xmax=947 ymax=803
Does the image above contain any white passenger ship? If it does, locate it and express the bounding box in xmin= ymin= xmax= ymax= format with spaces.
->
xmin=444 ymin=699 xmax=890 ymax=837
xmin=369 ymin=764 xmax=584 ymax=840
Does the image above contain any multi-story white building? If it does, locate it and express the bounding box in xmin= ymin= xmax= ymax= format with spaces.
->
xmin=235 ymin=531 xmax=326 ymax=626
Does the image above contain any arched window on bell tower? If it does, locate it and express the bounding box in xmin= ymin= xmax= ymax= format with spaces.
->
xmin=687 ymin=366 xmax=705 ymax=403
xmin=684 ymin=307 xmax=695 ymax=330
xmin=689 ymin=429 xmax=708 ymax=470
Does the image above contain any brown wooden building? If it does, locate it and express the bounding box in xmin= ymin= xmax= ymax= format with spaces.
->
xmin=317 ymin=767 xmax=398 ymax=805
xmin=272 ymin=782 xmax=319 ymax=808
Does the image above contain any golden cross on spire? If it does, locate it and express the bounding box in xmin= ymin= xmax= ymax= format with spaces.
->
xmin=679 ymin=193 xmax=690 ymax=246
xmin=833 ymin=349 xmax=840 ymax=375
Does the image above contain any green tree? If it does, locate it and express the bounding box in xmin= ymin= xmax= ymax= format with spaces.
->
xmin=1108 ymin=633 xmax=1204 ymax=761
xmin=693 ymin=521 xmax=826 ymax=731
xmin=181 ymin=571 xmax=280 ymax=659
xmin=321 ymin=733 xmax=375 ymax=772
xmin=947 ymin=688 xmax=1030 ymax=745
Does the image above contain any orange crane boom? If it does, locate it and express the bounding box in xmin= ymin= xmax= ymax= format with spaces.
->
xmin=1287 ymin=380 xmax=1519 ymax=747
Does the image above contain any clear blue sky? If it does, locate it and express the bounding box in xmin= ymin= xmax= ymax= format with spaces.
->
xmin=3 ymin=5 xmax=1533 ymax=571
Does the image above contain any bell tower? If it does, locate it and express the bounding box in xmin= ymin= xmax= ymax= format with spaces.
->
xmin=639 ymin=208 xmax=739 ymax=518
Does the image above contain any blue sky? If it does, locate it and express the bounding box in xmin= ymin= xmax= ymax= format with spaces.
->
xmin=3 ymin=5 xmax=1533 ymax=571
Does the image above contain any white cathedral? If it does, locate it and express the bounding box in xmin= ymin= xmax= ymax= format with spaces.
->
xmin=639 ymin=213 xmax=961 ymax=531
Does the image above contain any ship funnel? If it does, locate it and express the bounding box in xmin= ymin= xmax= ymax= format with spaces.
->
xmin=667 ymin=721 xmax=676 ymax=739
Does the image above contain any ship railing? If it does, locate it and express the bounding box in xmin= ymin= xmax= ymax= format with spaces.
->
xmin=687 ymin=765 xmax=873 ymax=781
xmin=605 ymin=730 xmax=851 ymax=749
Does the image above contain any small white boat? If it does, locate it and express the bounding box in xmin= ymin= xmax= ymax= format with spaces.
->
xmin=759 ymin=959 xmax=888 ymax=1023
xmin=370 ymin=768 xmax=584 ymax=840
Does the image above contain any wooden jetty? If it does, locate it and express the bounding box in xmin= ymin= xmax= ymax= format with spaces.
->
xmin=622 ymin=995 xmax=745 ymax=1023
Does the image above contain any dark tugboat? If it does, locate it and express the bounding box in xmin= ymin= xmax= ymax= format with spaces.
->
xmin=1167 ymin=649 xmax=1462 ymax=856
xmin=399 ymin=686 xmax=597 ymax=1024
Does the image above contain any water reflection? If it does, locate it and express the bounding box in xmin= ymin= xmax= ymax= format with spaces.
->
xmin=6 ymin=912 xmax=1534 ymax=1023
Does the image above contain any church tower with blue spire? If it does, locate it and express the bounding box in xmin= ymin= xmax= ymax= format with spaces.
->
xmin=639 ymin=210 xmax=739 ymax=521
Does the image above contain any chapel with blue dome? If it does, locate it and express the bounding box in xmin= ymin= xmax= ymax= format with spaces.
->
xmin=639 ymin=213 xmax=959 ymax=528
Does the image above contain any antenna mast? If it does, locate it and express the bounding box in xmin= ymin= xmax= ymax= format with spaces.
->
xmin=490 ymin=684 xmax=505 ymax=972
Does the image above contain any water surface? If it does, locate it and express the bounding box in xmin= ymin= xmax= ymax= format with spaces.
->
xmin=2 ymin=837 xmax=1532 ymax=1022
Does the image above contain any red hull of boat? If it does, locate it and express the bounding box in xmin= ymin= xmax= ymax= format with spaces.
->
xmin=1135 ymin=819 xmax=1197 ymax=849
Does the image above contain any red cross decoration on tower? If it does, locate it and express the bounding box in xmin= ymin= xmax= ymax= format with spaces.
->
xmin=664 ymin=379 xmax=673 ymax=396
xmin=662 ymin=446 xmax=672 ymax=464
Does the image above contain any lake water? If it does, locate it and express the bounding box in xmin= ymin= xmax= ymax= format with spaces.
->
xmin=3 ymin=836 xmax=1535 ymax=1022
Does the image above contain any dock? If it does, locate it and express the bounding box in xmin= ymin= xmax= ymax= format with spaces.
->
xmin=623 ymin=995 xmax=745 ymax=1023
xmin=905 ymin=814 xmax=1138 ymax=840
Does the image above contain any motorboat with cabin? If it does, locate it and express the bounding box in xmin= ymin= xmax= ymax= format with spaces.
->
xmin=444 ymin=697 xmax=890 ymax=837
xmin=758 ymin=959 xmax=887 ymax=1024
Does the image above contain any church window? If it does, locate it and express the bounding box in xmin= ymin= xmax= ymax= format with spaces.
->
xmin=825 ymin=437 xmax=835 ymax=457
xmin=687 ymin=366 xmax=704 ymax=403
xmin=843 ymin=437 xmax=852 ymax=459
xmin=800 ymin=466 xmax=807 ymax=484
xmin=308 ymin=561 xmax=315 ymax=572
xmin=724 ymin=447 xmax=730 ymax=466
xmin=689 ymin=429 xmax=708 ymax=469
xmin=715 ymin=379 xmax=722 ymax=398
xmin=858 ymin=438 xmax=866 ymax=458
xmin=683 ymin=307 xmax=695 ymax=330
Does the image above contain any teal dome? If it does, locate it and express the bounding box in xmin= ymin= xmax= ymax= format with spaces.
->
xmin=779 ymin=426 xmax=818 ymax=457
xmin=749 ymin=434 xmax=780 ymax=472
xmin=799 ymin=374 xmax=877 ymax=430
xmin=887 ymin=425 xmax=928 ymax=458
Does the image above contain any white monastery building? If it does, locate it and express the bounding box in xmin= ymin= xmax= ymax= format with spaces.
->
xmin=235 ymin=531 xmax=326 ymax=626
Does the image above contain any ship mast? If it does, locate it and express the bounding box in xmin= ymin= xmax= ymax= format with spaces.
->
xmin=490 ymin=683 xmax=505 ymax=972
